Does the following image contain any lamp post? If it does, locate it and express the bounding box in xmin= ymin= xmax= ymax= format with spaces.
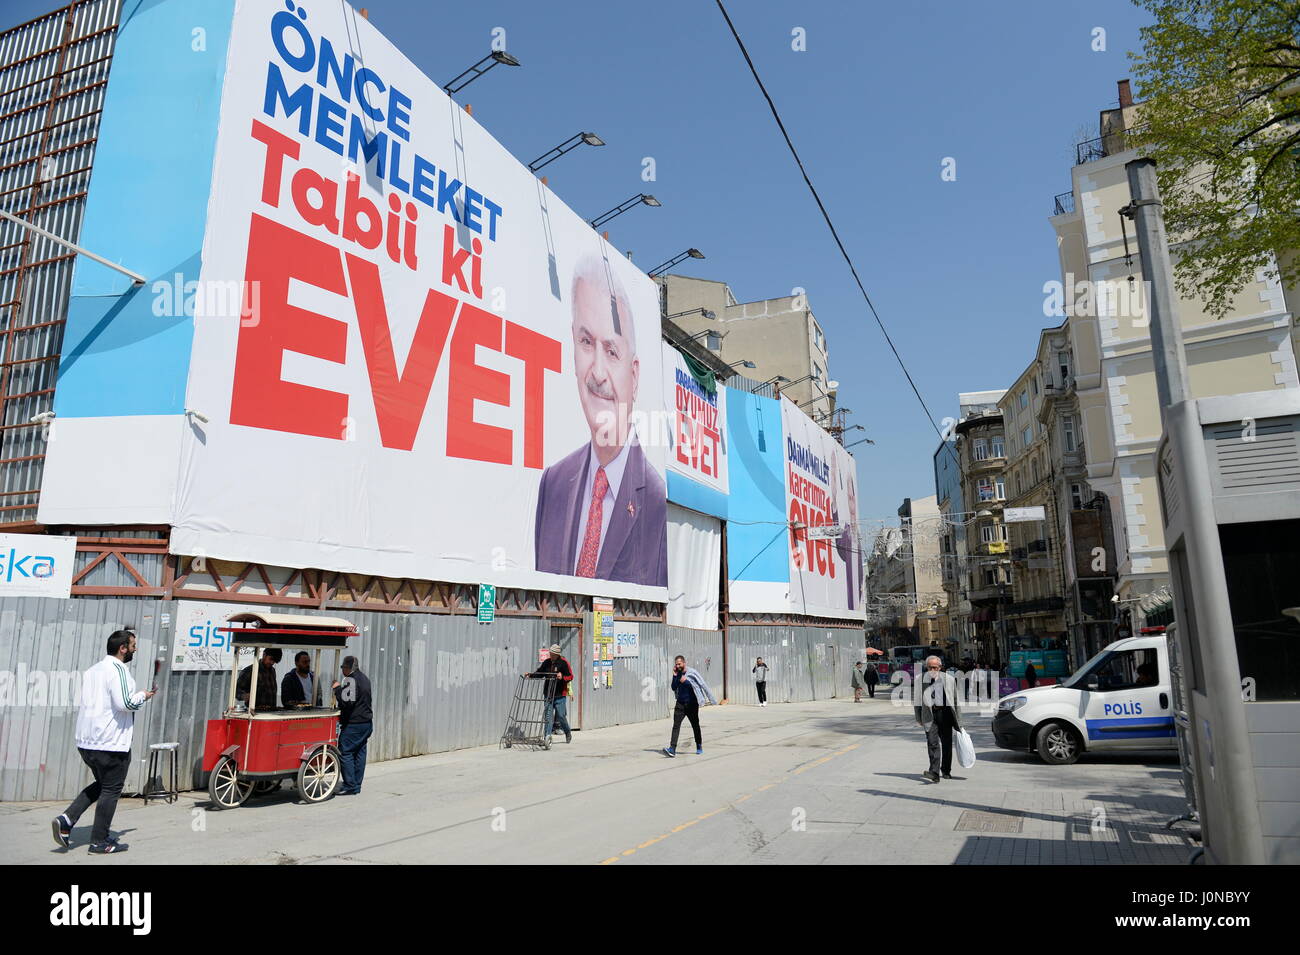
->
xmin=443 ymin=50 xmax=521 ymax=94
xmin=590 ymin=194 xmax=660 ymax=229
xmin=648 ymin=248 xmax=705 ymax=277
xmin=665 ymin=308 xmax=716 ymax=322
xmin=527 ymin=132 xmax=604 ymax=173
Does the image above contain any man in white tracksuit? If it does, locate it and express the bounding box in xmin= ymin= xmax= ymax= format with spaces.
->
xmin=52 ymin=628 xmax=154 ymax=854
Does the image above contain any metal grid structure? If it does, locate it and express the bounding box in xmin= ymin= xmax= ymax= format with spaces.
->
xmin=0 ymin=0 xmax=121 ymax=527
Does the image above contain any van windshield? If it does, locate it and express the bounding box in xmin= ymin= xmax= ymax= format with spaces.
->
xmin=1061 ymin=647 xmax=1119 ymax=689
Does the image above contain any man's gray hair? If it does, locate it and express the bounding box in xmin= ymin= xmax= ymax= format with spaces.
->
xmin=925 ymin=655 xmax=942 ymax=666
xmin=571 ymin=255 xmax=635 ymax=355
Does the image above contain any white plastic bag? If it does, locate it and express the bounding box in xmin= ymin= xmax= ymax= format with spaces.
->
xmin=955 ymin=728 xmax=976 ymax=769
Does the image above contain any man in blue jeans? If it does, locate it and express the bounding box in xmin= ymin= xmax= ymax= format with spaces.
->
xmin=528 ymin=643 xmax=573 ymax=744
xmin=332 ymin=656 xmax=373 ymax=795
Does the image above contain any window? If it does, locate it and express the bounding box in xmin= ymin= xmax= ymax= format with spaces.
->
xmin=991 ymin=436 xmax=1005 ymax=458
xmin=1068 ymin=647 xmax=1160 ymax=691
xmin=1031 ymin=459 xmax=1039 ymax=485
xmin=978 ymin=478 xmax=995 ymax=502
xmin=981 ymin=524 xmax=1008 ymax=543
xmin=1058 ymin=351 xmax=1071 ymax=382
xmin=973 ymin=438 xmax=988 ymax=461
xmin=1031 ymin=376 xmax=1039 ymax=396
xmin=813 ymin=324 xmax=824 ymax=350
xmin=1063 ymin=415 xmax=1077 ymax=452
xmin=995 ymin=477 xmax=1006 ymax=500
xmin=1018 ymin=389 xmax=1028 ymax=410
xmin=1071 ymin=482 xmax=1084 ymax=509
xmin=1022 ymin=425 xmax=1033 ymax=447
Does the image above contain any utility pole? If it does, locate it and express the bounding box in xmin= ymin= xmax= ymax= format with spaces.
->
xmin=1121 ymin=158 xmax=1190 ymax=418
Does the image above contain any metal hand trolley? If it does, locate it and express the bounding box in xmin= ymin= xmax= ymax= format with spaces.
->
xmin=500 ymin=673 xmax=559 ymax=750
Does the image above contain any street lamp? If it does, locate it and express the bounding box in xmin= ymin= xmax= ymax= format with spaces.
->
xmin=527 ymin=132 xmax=605 ymax=173
xmin=590 ymin=194 xmax=660 ymax=229
xmin=665 ymin=308 xmax=716 ymax=322
xmin=443 ymin=50 xmax=521 ymax=94
xmin=648 ymin=248 xmax=705 ymax=277
xmin=729 ymin=359 xmax=757 ymax=370
xmin=761 ymin=375 xmax=790 ymax=388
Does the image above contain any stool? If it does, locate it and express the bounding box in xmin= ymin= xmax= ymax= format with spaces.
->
xmin=142 ymin=742 xmax=179 ymax=804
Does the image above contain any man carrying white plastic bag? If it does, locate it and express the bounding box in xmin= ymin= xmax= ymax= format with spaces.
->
xmin=915 ymin=656 xmax=970 ymax=781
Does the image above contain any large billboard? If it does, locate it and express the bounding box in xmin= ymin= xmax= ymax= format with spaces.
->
xmin=724 ymin=389 xmax=789 ymax=612
xmin=781 ymin=398 xmax=864 ymax=619
xmin=663 ymin=344 xmax=728 ymax=518
xmin=100 ymin=1 xmax=669 ymax=599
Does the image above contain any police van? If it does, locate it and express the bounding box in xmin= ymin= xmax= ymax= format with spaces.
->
xmin=992 ymin=633 xmax=1176 ymax=764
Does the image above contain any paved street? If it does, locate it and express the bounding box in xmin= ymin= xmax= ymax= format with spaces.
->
xmin=1 ymin=697 xmax=1196 ymax=865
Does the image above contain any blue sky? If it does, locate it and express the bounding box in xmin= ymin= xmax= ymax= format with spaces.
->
xmin=5 ymin=0 xmax=1152 ymax=523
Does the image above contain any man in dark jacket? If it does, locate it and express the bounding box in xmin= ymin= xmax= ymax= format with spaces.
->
xmin=281 ymin=651 xmax=321 ymax=706
xmin=528 ymin=644 xmax=574 ymax=744
xmin=864 ymin=661 xmax=880 ymax=698
xmin=332 ymin=656 xmax=373 ymax=795
xmin=236 ymin=648 xmax=281 ymax=710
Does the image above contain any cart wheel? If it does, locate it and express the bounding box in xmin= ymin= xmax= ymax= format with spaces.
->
xmin=298 ymin=745 xmax=341 ymax=803
xmin=208 ymin=755 xmax=253 ymax=810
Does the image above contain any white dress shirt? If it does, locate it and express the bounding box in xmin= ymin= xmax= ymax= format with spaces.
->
xmin=574 ymin=438 xmax=632 ymax=574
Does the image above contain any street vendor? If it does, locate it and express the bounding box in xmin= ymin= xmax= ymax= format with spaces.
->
xmin=237 ymin=648 xmax=281 ymax=709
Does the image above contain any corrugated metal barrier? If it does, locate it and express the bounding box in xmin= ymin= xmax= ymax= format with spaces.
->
xmin=1 ymin=596 xmax=867 ymax=800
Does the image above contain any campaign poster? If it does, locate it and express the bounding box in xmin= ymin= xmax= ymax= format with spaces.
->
xmin=781 ymin=398 xmax=864 ymax=620
xmin=170 ymin=1 xmax=667 ymax=600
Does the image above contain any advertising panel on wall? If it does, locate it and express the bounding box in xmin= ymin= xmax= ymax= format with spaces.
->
xmin=171 ymin=599 xmax=258 ymax=672
xmin=663 ymin=344 xmax=728 ymax=518
xmin=724 ymin=389 xmax=790 ymax=613
xmin=0 ymin=533 xmax=76 ymax=599
xmin=781 ymin=398 xmax=864 ymax=620
xmin=41 ymin=1 xmax=669 ymax=601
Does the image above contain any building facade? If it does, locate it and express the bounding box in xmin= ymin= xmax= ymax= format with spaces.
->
xmin=657 ymin=273 xmax=837 ymax=423
xmin=1049 ymin=79 xmax=1299 ymax=630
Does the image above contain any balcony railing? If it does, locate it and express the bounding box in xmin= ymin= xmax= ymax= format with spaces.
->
xmin=1075 ymin=123 xmax=1148 ymax=165
xmin=1053 ymin=191 xmax=1075 ymax=215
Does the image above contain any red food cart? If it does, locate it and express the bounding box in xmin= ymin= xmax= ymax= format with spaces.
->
xmin=202 ymin=612 xmax=358 ymax=809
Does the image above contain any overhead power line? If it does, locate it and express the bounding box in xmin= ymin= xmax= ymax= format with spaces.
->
xmin=713 ymin=0 xmax=959 ymax=466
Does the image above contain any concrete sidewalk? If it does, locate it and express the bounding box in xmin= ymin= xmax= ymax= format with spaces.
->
xmin=0 ymin=696 xmax=1196 ymax=864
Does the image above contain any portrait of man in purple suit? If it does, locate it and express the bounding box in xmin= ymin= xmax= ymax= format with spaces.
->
xmin=533 ymin=258 xmax=668 ymax=587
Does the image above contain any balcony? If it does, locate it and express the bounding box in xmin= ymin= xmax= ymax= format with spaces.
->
xmin=1075 ymin=123 xmax=1146 ymax=165
xmin=1052 ymin=191 xmax=1075 ymax=216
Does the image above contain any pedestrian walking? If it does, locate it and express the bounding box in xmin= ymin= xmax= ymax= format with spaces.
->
xmin=851 ymin=661 xmax=865 ymax=702
xmin=752 ymin=656 xmax=769 ymax=706
xmin=915 ymin=655 xmax=962 ymax=783
xmin=52 ymin=628 xmax=155 ymax=854
xmin=528 ymin=643 xmax=574 ymax=743
xmin=332 ymin=656 xmax=373 ymax=795
xmin=1024 ymin=662 xmax=1038 ymax=688
xmin=864 ymin=662 xmax=880 ymax=699
xmin=662 ymin=655 xmax=716 ymax=757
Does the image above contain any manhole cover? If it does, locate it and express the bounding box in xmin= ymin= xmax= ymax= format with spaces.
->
xmin=954 ymin=810 xmax=1023 ymax=833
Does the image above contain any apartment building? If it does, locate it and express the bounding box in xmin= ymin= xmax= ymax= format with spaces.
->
xmin=1048 ymin=79 xmax=1299 ymax=627
xmin=953 ymin=408 xmax=1011 ymax=662
xmin=657 ymin=274 xmax=836 ymax=422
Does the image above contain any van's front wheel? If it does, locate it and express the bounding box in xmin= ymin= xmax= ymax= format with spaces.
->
xmin=1036 ymin=722 xmax=1081 ymax=765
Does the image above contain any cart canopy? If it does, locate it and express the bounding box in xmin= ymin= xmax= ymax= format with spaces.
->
xmin=220 ymin=612 xmax=357 ymax=649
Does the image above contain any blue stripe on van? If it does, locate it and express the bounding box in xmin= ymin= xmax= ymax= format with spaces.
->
xmin=1085 ymin=716 xmax=1175 ymax=741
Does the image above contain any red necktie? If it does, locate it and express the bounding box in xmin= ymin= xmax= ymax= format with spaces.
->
xmin=576 ymin=467 xmax=609 ymax=577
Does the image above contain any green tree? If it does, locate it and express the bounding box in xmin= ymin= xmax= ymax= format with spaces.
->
xmin=1129 ymin=0 xmax=1300 ymax=317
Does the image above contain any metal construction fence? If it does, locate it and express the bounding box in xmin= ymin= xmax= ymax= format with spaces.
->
xmin=0 ymin=596 xmax=859 ymax=801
